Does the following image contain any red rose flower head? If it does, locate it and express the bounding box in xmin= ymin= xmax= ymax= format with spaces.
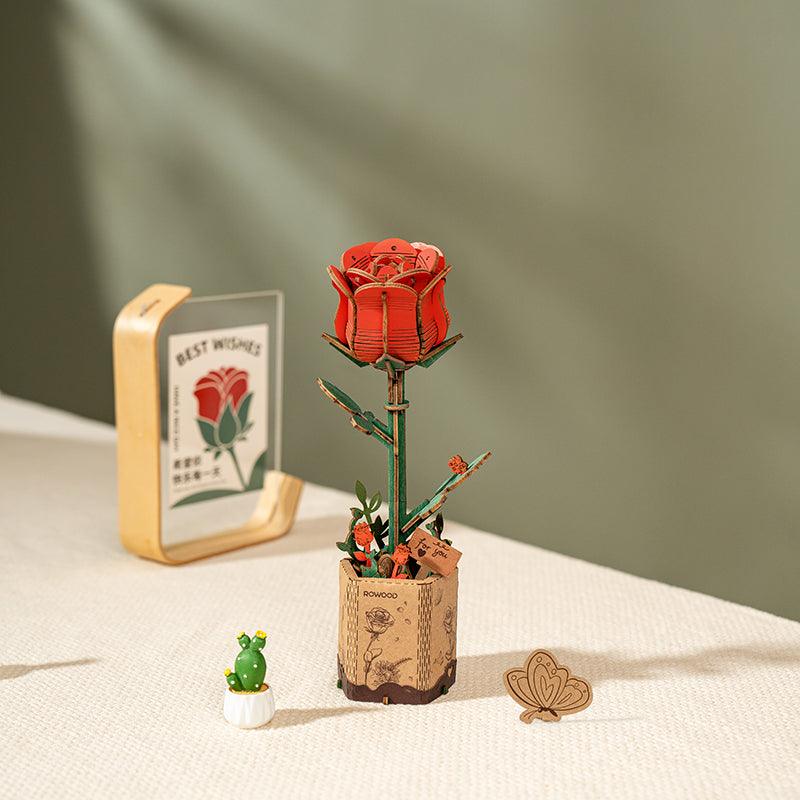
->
xmin=392 ymin=543 xmax=412 ymax=565
xmin=328 ymin=238 xmax=451 ymax=365
xmin=353 ymin=522 xmax=374 ymax=549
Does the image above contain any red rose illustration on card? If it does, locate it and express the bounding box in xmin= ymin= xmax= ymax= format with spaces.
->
xmin=193 ymin=368 xmax=253 ymax=489
xmin=194 ymin=368 xmax=249 ymax=425
xmin=167 ymin=324 xmax=268 ymax=508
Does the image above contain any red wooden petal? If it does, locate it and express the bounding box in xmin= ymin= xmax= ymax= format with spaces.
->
xmin=418 ymin=292 xmax=438 ymax=353
xmin=351 ymin=284 xmax=385 ymax=363
xmin=341 ymin=242 xmax=375 ymax=273
xmin=344 ymin=267 xmax=378 ymax=288
xmin=376 ymin=265 xmax=399 ymax=280
xmin=429 ymin=279 xmax=449 ymax=345
xmin=353 ymin=283 xmax=421 ymax=363
xmin=345 ymin=307 xmax=356 ymax=350
xmin=414 ymin=246 xmax=443 ymax=273
xmin=390 ymin=268 xmax=432 ymax=293
xmin=370 ymin=238 xmax=416 ymax=261
xmin=411 ymin=242 xmax=445 ymax=271
xmin=329 ymin=266 xmax=351 ymax=344
xmin=417 ymin=279 xmax=449 ymax=353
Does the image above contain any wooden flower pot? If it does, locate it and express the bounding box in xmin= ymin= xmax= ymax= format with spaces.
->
xmin=337 ymin=559 xmax=458 ymax=704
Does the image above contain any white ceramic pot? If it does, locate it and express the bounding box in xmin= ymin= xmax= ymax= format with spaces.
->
xmin=223 ymin=684 xmax=275 ymax=728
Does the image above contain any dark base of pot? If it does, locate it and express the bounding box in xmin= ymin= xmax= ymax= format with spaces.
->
xmin=337 ymin=658 xmax=457 ymax=705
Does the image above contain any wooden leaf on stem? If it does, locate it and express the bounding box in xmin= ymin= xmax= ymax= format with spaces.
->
xmin=402 ymin=451 xmax=492 ymax=536
xmin=316 ymin=377 xmax=393 ymax=446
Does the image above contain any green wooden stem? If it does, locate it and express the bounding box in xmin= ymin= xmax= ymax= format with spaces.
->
xmin=387 ymin=370 xmax=407 ymax=551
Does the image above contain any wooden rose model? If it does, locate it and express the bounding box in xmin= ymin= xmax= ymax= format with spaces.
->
xmin=317 ymin=238 xmax=491 ymax=704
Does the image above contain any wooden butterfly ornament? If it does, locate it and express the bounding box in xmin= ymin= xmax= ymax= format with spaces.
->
xmin=504 ymin=650 xmax=592 ymax=723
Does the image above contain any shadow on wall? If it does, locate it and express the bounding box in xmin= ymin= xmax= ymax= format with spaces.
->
xmin=0 ymin=2 xmax=110 ymax=420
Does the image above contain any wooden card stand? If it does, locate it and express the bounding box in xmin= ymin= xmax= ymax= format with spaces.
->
xmin=113 ymin=283 xmax=303 ymax=564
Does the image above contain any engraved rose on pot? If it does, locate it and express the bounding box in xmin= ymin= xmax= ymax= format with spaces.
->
xmin=443 ymin=606 xmax=456 ymax=661
xmin=370 ymin=657 xmax=411 ymax=689
xmin=363 ymin=607 xmax=396 ymax=682
xmin=328 ymin=238 xmax=451 ymax=365
xmin=365 ymin=607 xmax=394 ymax=635
xmin=443 ymin=606 xmax=455 ymax=635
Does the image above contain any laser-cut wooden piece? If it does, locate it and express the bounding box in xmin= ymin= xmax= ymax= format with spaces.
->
xmin=504 ymin=650 xmax=592 ymax=723
xmin=407 ymin=528 xmax=462 ymax=576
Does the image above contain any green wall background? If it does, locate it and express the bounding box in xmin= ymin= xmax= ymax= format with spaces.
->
xmin=3 ymin=1 xmax=798 ymax=618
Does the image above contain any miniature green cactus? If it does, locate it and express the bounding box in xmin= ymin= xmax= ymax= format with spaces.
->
xmin=224 ymin=630 xmax=267 ymax=692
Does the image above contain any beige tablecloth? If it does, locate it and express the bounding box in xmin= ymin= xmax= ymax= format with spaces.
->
xmin=1 ymin=394 xmax=799 ymax=799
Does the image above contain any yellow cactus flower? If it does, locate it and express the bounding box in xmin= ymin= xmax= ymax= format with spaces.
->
xmin=255 ymin=630 xmax=266 ymax=639
xmin=224 ymin=668 xmax=231 ymax=676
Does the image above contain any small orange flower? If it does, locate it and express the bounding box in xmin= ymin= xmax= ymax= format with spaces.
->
xmin=353 ymin=522 xmax=374 ymax=549
xmin=392 ymin=543 xmax=411 ymax=566
xmin=448 ymin=455 xmax=468 ymax=475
